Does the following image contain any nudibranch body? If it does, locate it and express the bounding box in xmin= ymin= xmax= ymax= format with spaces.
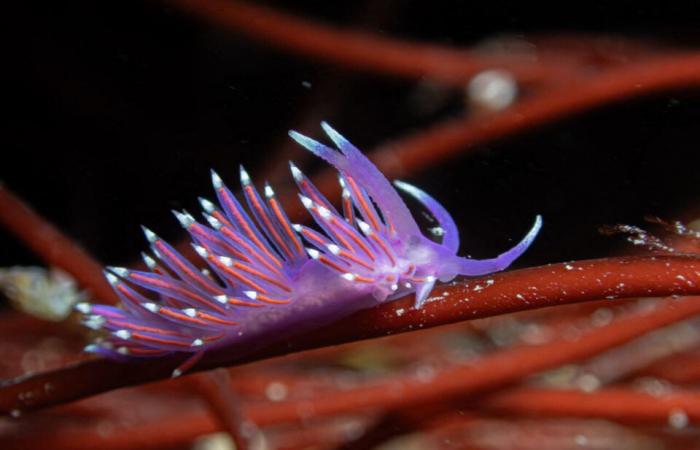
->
xmin=77 ymin=123 xmax=541 ymax=375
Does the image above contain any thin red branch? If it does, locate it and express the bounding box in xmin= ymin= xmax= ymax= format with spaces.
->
xmin=189 ymin=370 xmax=250 ymax=450
xmin=479 ymin=387 xmax=700 ymax=425
xmin=0 ymin=185 xmax=118 ymax=304
xmin=166 ymin=0 xmax=578 ymax=86
xmin=3 ymin=255 xmax=700 ymax=415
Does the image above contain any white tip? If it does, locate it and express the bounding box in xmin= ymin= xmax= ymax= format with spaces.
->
xmin=244 ymin=290 xmax=257 ymax=300
xmin=342 ymin=273 xmax=356 ymax=281
xmin=83 ymin=315 xmax=105 ymax=330
xmin=171 ymin=368 xmax=183 ymax=378
xmin=117 ymin=347 xmax=129 ymax=355
xmin=142 ymin=302 xmax=159 ymax=313
xmin=114 ymin=329 xmax=131 ymax=340
xmin=306 ymin=248 xmax=320 ymax=259
xmin=108 ymin=266 xmax=129 ymax=278
xmin=211 ymin=170 xmax=223 ymax=190
xmin=104 ymin=272 xmax=119 ymax=286
xmin=204 ymin=213 xmax=222 ymax=230
xmin=191 ymin=338 xmax=204 ymax=347
xmin=342 ymin=188 xmax=351 ymax=199
xmin=83 ymin=344 xmax=100 ymax=353
xmin=264 ymin=184 xmax=274 ymax=198
xmin=318 ymin=206 xmax=331 ymax=219
xmin=218 ymin=256 xmax=233 ymax=266
xmin=327 ymin=244 xmax=340 ymax=255
xmin=426 ymin=275 xmax=436 ymax=283
xmin=292 ymin=224 xmax=303 ymax=232
xmin=75 ymin=302 xmax=92 ymax=314
xmin=199 ymin=197 xmax=216 ymax=213
xmin=192 ymin=244 xmax=209 ymax=258
xmin=214 ymin=294 xmax=228 ymax=304
xmin=141 ymin=226 xmax=158 ymax=243
xmin=239 ymin=166 xmax=251 ymax=185
xmin=141 ymin=252 xmax=157 ymax=269
xmin=299 ymin=195 xmax=313 ymax=209
xmin=173 ymin=210 xmax=195 ymax=228
xmin=357 ymin=220 xmax=371 ymax=235
xmin=391 ymin=284 xmax=398 ymax=291
xmin=289 ymin=162 xmax=303 ymax=181
xmin=183 ymin=308 xmax=197 ymax=318
xmin=338 ymin=176 xmax=346 ymax=188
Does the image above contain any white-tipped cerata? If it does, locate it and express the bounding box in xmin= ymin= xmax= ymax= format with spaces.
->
xmin=107 ymin=266 xmax=130 ymax=278
xmin=211 ymin=169 xmax=223 ymax=190
xmin=289 ymin=162 xmax=303 ymax=181
xmin=114 ymin=329 xmax=132 ymax=340
xmin=74 ymin=302 xmax=92 ymax=314
xmin=239 ymin=166 xmax=251 ymax=186
xmin=173 ymin=210 xmax=195 ymax=228
xmin=299 ymin=195 xmax=313 ymax=209
xmin=141 ymin=226 xmax=158 ymax=243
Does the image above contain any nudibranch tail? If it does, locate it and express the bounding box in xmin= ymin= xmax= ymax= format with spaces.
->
xmin=453 ymin=214 xmax=542 ymax=277
xmin=76 ymin=123 xmax=541 ymax=375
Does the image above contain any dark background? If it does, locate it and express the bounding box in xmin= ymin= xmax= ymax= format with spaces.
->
xmin=5 ymin=1 xmax=700 ymax=272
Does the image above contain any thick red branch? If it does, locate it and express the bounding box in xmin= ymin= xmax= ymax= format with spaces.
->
xmin=2 ymin=255 xmax=700 ymax=415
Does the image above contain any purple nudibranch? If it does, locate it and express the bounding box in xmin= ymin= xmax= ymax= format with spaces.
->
xmin=76 ymin=123 xmax=541 ymax=376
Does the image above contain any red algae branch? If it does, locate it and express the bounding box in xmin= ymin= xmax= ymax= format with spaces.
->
xmin=2 ymin=255 xmax=700 ymax=415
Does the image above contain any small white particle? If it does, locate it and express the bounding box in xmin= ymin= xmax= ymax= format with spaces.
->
xmin=565 ymin=264 xmax=574 ymax=270
xmin=264 ymin=184 xmax=274 ymax=198
xmin=396 ymin=308 xmax=405 ymax=317
xmin=265 ymin=382 xmax=289 ymax=401
xmin=327 ymin=244 xmax=340 ymax=255
xmin=306 ymin=248 xmax=320 ymax=259
xmin=214 ymin=295 xmax=228 ymax=304
xmin=342 ymin=273 xmax=356 ymax=281
xmin=191 ymin=338 xmax=204 ymax=347
xmin=183 ymin=308 xmax=197 ymax=318
xmin=668 ymin=408 xmax=689 ymax=429
xmin=244 ymin=291 xmax=257 ymax=300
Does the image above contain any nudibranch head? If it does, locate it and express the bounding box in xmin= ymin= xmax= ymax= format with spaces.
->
xmin=288 ymin=122 xmax=541 ymax=308
xmin=75 ymin=122 xmax=541 ymax=372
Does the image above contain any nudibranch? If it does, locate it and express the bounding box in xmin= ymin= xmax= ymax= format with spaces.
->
xmin=76 ymin=123 xmax=541 ymax=376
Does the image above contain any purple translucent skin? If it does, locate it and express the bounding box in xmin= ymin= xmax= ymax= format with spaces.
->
xmin=75 ymin=123 xmax=541 ymax=376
